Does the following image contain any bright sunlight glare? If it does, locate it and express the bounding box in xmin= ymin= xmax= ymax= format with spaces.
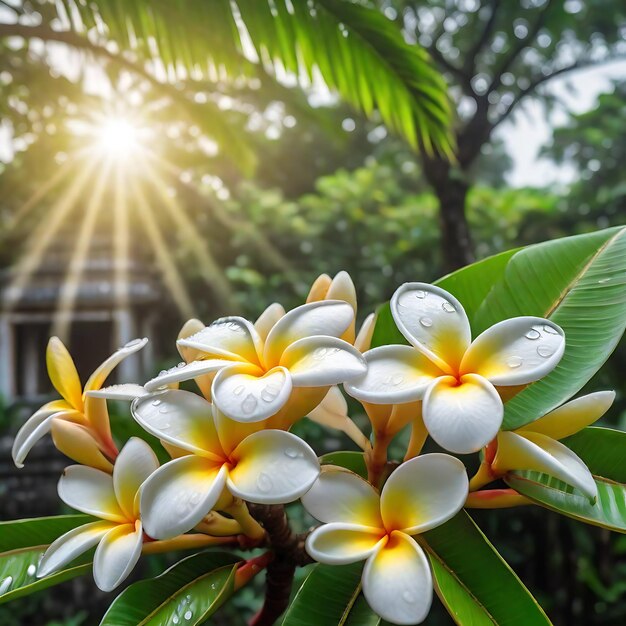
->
xmin=96 ymin=117 xmax=141 ymax=159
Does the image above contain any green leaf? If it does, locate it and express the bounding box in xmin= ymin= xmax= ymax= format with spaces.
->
xmin=99 ymin=551 xmax=240 ymax=626
xmin=0 ymin=515 xmax=93 ymax=605
xmin=503 ymin=428 xmax=626 ymax=533
xmin=319 ymin=451 xmax=367 ymax=478
xmin=472 ymin=226 xmax=626 ymax=430
xmin=563 ymin=426 xmax=626 ymax=483
xmin=282 ymin=562 xmax=381 ymax=626
xmin=370 ymin=247 xmax=519 ymax=348
xmin=436 ymin=247 xmax=520 ymax=329
xmin=422 ymin=511 xmax=551 ymax=625
xmin=506 ymin=471 xmax=626 ymax=533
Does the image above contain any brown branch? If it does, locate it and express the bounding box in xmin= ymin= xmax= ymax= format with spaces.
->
xmin=492 ymin=56 xmax=626 ymax=129
xmin=247 ymin=504 xmax=313 ymax=626
xmin=463 ymin=0 xmax=502 ymax=75
xmin=488 ymin=0 xmax=556 ymax=93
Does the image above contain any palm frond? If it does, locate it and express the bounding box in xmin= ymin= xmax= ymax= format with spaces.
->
xmin=56 ymin=0 xmax=454 ymax=156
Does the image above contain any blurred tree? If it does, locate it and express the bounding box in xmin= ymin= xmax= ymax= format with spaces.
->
xmin=384 ymin=0 xmax=626 ymax=270
xmin=544 ymin=81 xmax=626 ymax=226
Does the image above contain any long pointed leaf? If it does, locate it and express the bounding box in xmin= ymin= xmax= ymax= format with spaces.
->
xmin=0 ymin=515 xmax=92 ymax=605
xmin=100 ymin=551 xmax=240 ymax=626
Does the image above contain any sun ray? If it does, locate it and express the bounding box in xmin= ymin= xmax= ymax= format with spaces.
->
xmin=137 ymin=162 xmax=236 ymax=309
xmin=2 ymin=157 xmax=99 ymax=313
xmin=113 ymin=165 xmax=130 ymax=310
xmin=129 ymin=179 xmax=197 ymax=320
xmin=145 ymin=151 xmax=292 ymax=273
xmin=52 ymin=161 xmax=113 ymax=341
xmin=5 ymin=155 xmax=79 ymax=233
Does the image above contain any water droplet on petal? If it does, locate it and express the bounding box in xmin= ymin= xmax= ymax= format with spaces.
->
xmin=543 ymin=325 xmax=559 ymax=335
xmin=284 ymin=447 xmax=302 ymax=459
xmin=415 ymin=290 xmax=427 ymax=299
xmin=159 ymin=406 xmax=169 ymax=414
xmin=257 ymin=472 xmax=273 ymax=493
xmin=402 ymin=590 xmax=416 ymax=604
xmin=419 ymin=317 xmax=433 ymax=327
xmin=507 ymin=356 xmax=523 ymax=368
xmin=537 ymin=345 xmax=555 ymax=358
xmin=242 ymin=394 xmax=258 ymax=414
xmin=525 ymin=329 xmax=540 ymax=340
xmin=441 ymin=301 xmax=456 ymax=313
xmin=233 ymin=385 xmax=245 ymax=396
xmin=261 ymin=384 xmax=280 ymax=402
xmin=152 ymin=399 xmax=162 ymax=407
xmin=27 ymin=564 xmax=37 ymax=577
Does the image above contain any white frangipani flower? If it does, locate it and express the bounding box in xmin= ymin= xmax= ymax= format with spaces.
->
xmin=132 ymin=389 xmax=320 ymax=539
xmin=346 ymin=283 xmax=566 ymax=454
xmin=12 ymin=337 xmax=148 ymax=471
xmin=303 ymin=454 xmax=469 ymax=625
xmin=38 ymin=438 xmax=158 ymax=592
xmin=492 ymin=391 xmax=616 ymax=501
xmin=143 ymin=300 xmax=366 ymax=427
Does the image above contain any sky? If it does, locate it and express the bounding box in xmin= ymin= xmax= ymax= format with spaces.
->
xmin=499 ymin=59 xmax=626 ymax=188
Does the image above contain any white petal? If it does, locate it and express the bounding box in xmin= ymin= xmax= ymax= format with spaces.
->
xmin=176 ymin=316 xmax=263 ymax=366
xmin=86 ymin=384 xmax=148 ymax=401
xmin=212 ymin=364 xmax=292 ymax=423
xmin=143 ymin=359 xmax=232 ymax=392
xmin=84 ymin=338 xmax=148 ymax=393
xmin=519 ymin=390 xmax=616 ymax=440
xmin=132 ymin=390 xmax=223 ymax=461
xmin=344 ymin=345 xmax=442 ymax=404
xmin=280 ymin=336 xmax=366 ymax=387
xmin=58 ymin=466 xmax=126 ymax=522
xmin=495 ymin=431 xmax=597 ymax=501
xmin=113 ymin=438 xmax=160 ymax=519
xmin=263 ymin=300 xmax=354 ymax=368
xmin=140 ymin=456 xmax=227 ymax=539
xmin=301 ymin=466 xmax=382 ymax=528
xmin=326 ymin=271 xmax=357 ymax=309
xmin=391 ymin=283 xmax=471 ymax=373
xmin=380 ymin=454 xmax=468 ymax=534
xmin=37 ymin=521 xmax=116 ymax=578
xmin=423 ymin=374 xmax=503 ymax=454
xmin=228 ymin=430 xmax=320 ymax=504
xmin=306 ymin=523 xmax=384 ymax=565
xmin=460 ymin=317 xmax=565 ymax=386
xmin=93 ymin=521 xmax=143 ymax=592
xmin=355 ymin=312 xmax=376 ymax=353
xmin=12 ymin=402 xmax=75 ymax=468
xmin=254 ymin=302 xmax=286 ymax=341
xmin=363 ymin=532 xmax=432 ymax=625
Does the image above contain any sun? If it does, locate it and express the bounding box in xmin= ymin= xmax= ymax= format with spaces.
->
xmin=95 ymin=117 xmax=142 ymax=160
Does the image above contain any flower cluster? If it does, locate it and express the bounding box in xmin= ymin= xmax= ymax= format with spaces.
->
xmin=12 ymin=272 xmax=613 ymax=625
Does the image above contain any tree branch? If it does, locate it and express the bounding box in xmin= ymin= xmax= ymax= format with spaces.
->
xmin=0 ymin=23 xmax=177 ymax=97
xmin=488 ymin=0 xmax=556 ymax=93
xmin=492 ymin=56 xmax=626 ymax=129
xmin=247 ymin=504 xmax=313 ymax=626
xmin=463 ymin=0 xmax=502 ymax=75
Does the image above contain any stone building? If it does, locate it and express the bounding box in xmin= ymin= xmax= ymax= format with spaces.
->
xmin=0 ymin=230 xmax=161 ymax=403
